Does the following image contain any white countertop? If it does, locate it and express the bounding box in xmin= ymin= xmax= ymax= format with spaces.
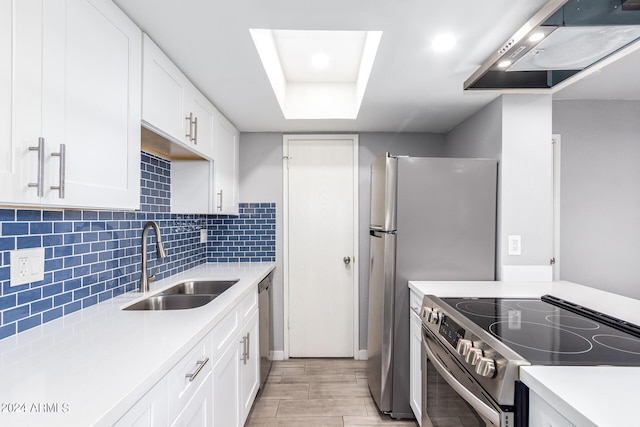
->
xmin=409 ymin=280 xmax=640 ymax=427
xmin=0 ymin=262 xmax=275 ymax=427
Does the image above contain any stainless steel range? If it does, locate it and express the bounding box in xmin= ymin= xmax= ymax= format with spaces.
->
xmin=419 ymin=294 xmax=640 ymax=427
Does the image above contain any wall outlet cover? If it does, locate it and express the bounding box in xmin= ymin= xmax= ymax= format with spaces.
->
xmin=10 ymin=247 xmax=45 ymax=286
xmin=508 ymin=235 xmax=522 ymax=256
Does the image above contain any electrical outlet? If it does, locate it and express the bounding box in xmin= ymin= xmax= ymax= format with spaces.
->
xmin=200 ymin=229 xmax=207 ymax=243
xmin=10 ymin=248 xmax=45 ymax=286
xmin=19 ymin=258 xmax=29 ymax=276
xmin=508 ymin=235 xmax=522 ymax=256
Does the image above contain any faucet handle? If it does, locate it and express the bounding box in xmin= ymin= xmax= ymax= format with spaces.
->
xmin=148 ymin=267 xmax=159 ymax=282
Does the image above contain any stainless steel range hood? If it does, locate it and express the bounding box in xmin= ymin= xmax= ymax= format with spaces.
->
xmin=465 ymin=0 xmax=640 ymax=90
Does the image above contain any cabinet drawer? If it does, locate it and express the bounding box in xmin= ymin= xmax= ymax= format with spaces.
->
xmin=167 ymin=335 xmax=212 ymax=422
xmin=410 ymin=290 xmax=423 ymax=313
xmin=212 ymin=307 xmax=239 ymax=355
xmin=237 ymin=289 xmax=258 ymax=324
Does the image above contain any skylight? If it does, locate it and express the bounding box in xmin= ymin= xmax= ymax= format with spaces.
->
xmin=250 ymin=29 xmax=382 ymax=120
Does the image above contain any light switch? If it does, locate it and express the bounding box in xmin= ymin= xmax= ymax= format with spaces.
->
xmin=200 ymin=229 xmax=208 ymax=244
xmin=10 ymin=248 xmax=45 ymax=286
xmin=508 ymin=235 xmax=521 ymax=256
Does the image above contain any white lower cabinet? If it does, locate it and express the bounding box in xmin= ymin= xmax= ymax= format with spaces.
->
xmin=212 ymin=334 xmax=241 ymax=427
xmin=528 ymin=391 xmax=574 ymax=427
xmin=116 ymin=289 xmax=260 ymax=427
xmin=167 ymin=335 xmax=214 ymax=424
xmin=409 ymin=290 xmax=423 ymax=426
xmin=239 ymin=309 xmax=260 ymax=423
xmin=212 ymin=291 xmax=260 ymax=427
xmin=171 ymin=373 xmax=213 ymax=427
xmin=114 ymin=378 xmax=168 ymax=427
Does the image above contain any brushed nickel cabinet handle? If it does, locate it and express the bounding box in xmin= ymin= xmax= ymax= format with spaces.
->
xmin=246 ymin=332 xmax=250 ymax=361
xmin=217 ymin=190 xmax=223 ymax=211
xmin=28 ymin=137 xmax=45 ymax=197
xmin=50 ymin=144 xmax=66 ymax=199
xmin=185 ymin=357 xmax=209 ymax=382
xmin=193 ymin=116 xmax=198 ymax=144
xmin=240 ymin=335 xmax=247 ymax=363
xmin=185 ymin=112 xmax=194 ymax=141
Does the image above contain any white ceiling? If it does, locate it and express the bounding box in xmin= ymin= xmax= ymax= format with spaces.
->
xmin=113 ymin=0 xmax=640 ymax=133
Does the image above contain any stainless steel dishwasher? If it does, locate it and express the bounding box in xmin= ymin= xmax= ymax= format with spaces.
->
xmin=258 ymin=271 xmax=273 ymax=388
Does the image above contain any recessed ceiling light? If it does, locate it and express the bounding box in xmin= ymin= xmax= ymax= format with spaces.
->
xmin=431 ymin=34 xmax=456 ymax=52
xmin=528 ymin=32 xmax=546 ymax=42
xmin=498 ymin=60 xmax=512 ymax=68
xmin=311 ymin=53 xmax=330 ymax=69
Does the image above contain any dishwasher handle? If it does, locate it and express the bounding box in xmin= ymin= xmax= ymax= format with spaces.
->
xmin=258 ymin=271 xmax=274 ymax=293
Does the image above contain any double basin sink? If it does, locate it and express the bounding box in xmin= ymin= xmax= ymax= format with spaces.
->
xmin=124 ymin=280 xmax=238 ymax=311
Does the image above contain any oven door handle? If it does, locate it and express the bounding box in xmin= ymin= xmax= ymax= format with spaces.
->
xmin=423 ymin=336 xmax=501 ymax=426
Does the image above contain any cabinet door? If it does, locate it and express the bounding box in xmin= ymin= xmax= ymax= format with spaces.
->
xmin=410 ymin=309 xmax=423 ymax=425
xmin=212 ymin=335 xmax=241 ymax=427
xmin=0 ymin=0 xmax=16 ymax=202
xmin=7 ymin=0 xmax=141 ymax=209
xmin=529 ymin=391 xmax=574 ymax=427
xmin=42 ymin=0 xmax=141 ymax=209
xmin=114 ymin=377 xmax=168 ymax=427
xmin=240 ymin=309 xmax=260 ymax=424
xmin=170 ymin=372 xmax=213 ymax=427
xmin=213 ymin=114 xmax=239 ymax=214
xmin=184 ymin=88 xmax=216 ymax=160
xmin=142 ymin=34 xmax=189 ymax=146
xmin=7 ymin=0 xmax=45 ymax=205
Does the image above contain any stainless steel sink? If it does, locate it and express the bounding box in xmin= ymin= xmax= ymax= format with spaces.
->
xmin=123 ymin=279 xmax=239 ymax=311
xmin=158 ymin=280 xmax=238 ymax=296
xmin=124 ymin=294 xmax=216 ymax=311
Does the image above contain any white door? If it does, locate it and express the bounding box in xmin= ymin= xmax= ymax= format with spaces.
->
xmin=284 ymin=134 xmax=358 ymax=358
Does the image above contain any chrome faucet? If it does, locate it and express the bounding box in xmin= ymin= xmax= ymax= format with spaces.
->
xmin=139 ymin=221 xmax=167 ymax=292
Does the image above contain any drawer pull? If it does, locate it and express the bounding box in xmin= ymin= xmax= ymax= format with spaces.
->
xmin=185 ymin=357 xmax=209 ymax=382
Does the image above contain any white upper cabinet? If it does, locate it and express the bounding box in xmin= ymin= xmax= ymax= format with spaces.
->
xmin=141 ymin=34 xmax=240 ymax=215
xmin=184 ymin=87 xmax=216 ymax=160
xmin=0 ymin=0 xmax=15 ymax=202
xmin=213 ymin=113 xmax=239 ymax=215
xmin=1 ymin=0 xmax=142 ymax=209
xmin=142 ymin=35 xmax=189 ymax=146
xmin=142 ymin=34 xmax=215 ymax=160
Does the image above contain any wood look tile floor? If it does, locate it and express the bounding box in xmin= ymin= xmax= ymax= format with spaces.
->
xmin=246 ymin=359 xmax=419 ymax=427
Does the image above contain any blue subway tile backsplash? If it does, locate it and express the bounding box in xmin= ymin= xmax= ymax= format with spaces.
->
xmin=0 ymin=151 xmax=276 ymax=341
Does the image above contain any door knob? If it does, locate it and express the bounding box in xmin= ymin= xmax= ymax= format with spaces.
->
xmin=343 ymin=256 xmax=351 ymax=265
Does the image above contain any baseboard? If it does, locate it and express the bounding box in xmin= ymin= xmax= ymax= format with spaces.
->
xmin=356 ymin=349 xmax=368 ymax=360
xmin=270 ymin=350 xmax=367 ymax=361
xmin=270 ymin=350 xmax=285 ymax=361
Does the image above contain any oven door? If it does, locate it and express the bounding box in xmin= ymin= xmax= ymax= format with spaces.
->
xmin=421 ymin=327 xmax=513 ymax=427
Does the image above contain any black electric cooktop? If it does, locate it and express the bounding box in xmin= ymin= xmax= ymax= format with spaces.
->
xmin=441 ymin=295 xmax=640 ymax=366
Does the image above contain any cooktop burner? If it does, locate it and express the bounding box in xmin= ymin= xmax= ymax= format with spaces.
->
xmin=442 ymin=296 xmax=640 ymax=366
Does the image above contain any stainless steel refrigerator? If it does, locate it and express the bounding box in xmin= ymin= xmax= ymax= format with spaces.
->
xmin=367 ymin=153 xmax=497 ymax=419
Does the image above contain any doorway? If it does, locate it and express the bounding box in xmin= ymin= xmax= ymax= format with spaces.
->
xmin=283 ymin=134 xmax=359 ymax=358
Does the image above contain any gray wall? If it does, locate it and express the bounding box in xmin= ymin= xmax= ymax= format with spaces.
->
xmin=445 ymin=97 xmax=503 ymax=276
xmin=444 ymin=97 xmax=503 ymax=160
xmin=553 ymin=100 xmax=640 ymax=299
xmin=239 ymin=132 xmax=446 ymax=353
